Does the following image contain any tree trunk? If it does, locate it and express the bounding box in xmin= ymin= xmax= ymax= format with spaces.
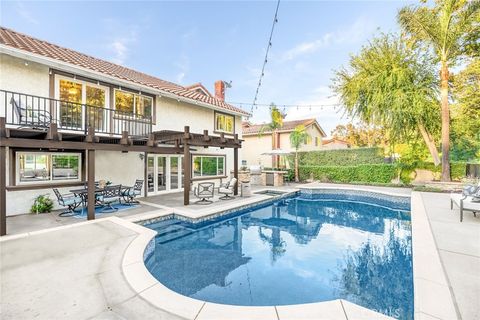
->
xmin=440 ymin=62 xmax=451 ymax=181
xmin=295 ymin=150 xmax=299 ymax=182
xmin=418 ymin=123 xmax=441 ymax=166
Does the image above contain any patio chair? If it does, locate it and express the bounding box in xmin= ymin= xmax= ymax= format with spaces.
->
xmin=450 ymin=182 xmax=480 ymax=222
xmin=99 ymin=184 xmax=122 ymax=212
xmin=53 ymin=188 xmax=83 ymax=216
xmin=193 ymin=182 xmax=215 ymax=204
xmin=11 ymin=97 xmax=52 ymax=129
xmin=122 ymin=179 xmax=144 ymax=204
xmin=219 ymin=178 xmax=237 ymax=200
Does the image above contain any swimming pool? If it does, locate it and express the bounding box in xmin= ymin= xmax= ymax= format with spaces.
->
xmin=144 ymin=191 xmax=413 ymax=319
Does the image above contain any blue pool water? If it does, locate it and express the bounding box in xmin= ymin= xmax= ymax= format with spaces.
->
xmin=145 ymin=192 xmax=413 ymax=319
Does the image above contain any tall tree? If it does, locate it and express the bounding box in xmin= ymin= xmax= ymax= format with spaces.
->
xmin=332 ymin=34 xmax=441 ymax=164
xmin=398 ymin=0 xmax=480 ymax=180
xmin=290 ymin=125 xmax=309 ymax=182
xmin=259 ymin=104 xmax=285 ymax=167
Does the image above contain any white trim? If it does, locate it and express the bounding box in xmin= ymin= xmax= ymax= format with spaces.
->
xmin=0 ymin=45 xmax=248 ymax=117
xmin=147 ymin=154 xmax=184 ymax=195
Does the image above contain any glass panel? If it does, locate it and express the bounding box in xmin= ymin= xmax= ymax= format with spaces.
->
xmin=19 ymin=154 xmax=50 ymax=182
xmin=59 ymin=80 xmax=83 ymax=128
xmin=86 ymin=86 xmax=105 ymax=131
xmin=115 ymin=90 xmax=134 ymax=114
xmin=225 ymin=116 xmax=234 ymax=133
xmin=136 ymin=96 xmax=152 ymax=118
xmin=202 ymin=157 xmax=217 ymax=176
xmin=170 ymin=157 xmax=179 ymax=189
xmin=157 ymin=157 xmax=166 ymax=191
xmin=52 ymin=154 xmax=80 ymax=180
xmin=216 ymin=114 xmax=224 ymax=131
xmin=180 ymin=156 xmax=184 ymax=188
xmin=147 ymin=156 xmax=155 ymax=193
xmin=217 ymin=157 xmax=224 ymax=175
xmin=193 ymin=156 xmax=201 ymax=177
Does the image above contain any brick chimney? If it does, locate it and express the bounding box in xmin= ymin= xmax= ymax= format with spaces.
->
xmin=214 ymin=80 xmax=225 ymax=101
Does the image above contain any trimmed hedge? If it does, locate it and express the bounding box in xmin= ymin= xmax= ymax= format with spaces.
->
xmin=299 ymin=164 xmax=397 ymax=184
xmin=404 ymin=162 xmax=468 ymax=182
xmin=297 ymin=147 xmax=384 ymax=166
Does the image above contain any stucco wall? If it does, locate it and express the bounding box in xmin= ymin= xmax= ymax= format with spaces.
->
xmin=2 ymin=53 xmax=245 ymax=215
xmin=242 ymin=134 xmax=273 ymax=167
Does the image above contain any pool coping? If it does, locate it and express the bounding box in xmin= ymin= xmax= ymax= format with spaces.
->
xmin=122 ymin=187 xmax=427 ymax=320
xmin=1 ymin=187 xmax=456 ymax=319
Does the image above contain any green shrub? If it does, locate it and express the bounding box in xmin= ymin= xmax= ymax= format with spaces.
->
xmin=299 ymin=164 xmax=397 ymax=184
xmin=412 ymin=161 xmax=467 ymax=181
xmin=30 ymin=194 xmax=54 ymax=214
xmin=296 ymin=147 xmax=385 ymax=166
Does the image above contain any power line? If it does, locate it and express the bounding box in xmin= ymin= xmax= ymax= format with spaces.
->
xmin=251 ymin=0 xmax=281 ymax=114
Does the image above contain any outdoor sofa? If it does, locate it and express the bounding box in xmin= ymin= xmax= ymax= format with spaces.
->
xmin=450 ymin=182 xmax=480 ymax=222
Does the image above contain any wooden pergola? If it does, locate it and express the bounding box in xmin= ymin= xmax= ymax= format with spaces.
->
xmin=0 ymin=118 xmax=241 ymax=236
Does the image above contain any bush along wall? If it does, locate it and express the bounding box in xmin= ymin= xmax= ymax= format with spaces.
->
xmin=297 ymin=147 xmax=385 ymax=166
xmin=299 ymin=164 xmax=397 ymax=184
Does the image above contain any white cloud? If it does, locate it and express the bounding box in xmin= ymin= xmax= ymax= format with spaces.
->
xmin=16 ymin=2 xmax=38 ymax=25
xmin=280 ymin=16 xmax=376 ymax=61
xmin=282 ymin=33 xmax=333 ymax=61
xmin=175 ymin=54 xmax=190 ymax=84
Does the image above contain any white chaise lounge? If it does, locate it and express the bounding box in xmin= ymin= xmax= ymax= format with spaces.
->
xmin=450 ymin=193 xmax=480 ymax=222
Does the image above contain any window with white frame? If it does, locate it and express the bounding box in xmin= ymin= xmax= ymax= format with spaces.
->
xmin=17 ymin=152 xmax=81 ymax=184
xmin=192 ymin=155 xmax=225 ymax=177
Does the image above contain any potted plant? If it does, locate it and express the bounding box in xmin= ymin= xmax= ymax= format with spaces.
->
xmin=30 ymin=194 xmax=54 ymax=214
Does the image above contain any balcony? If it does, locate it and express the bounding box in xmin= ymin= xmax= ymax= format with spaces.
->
xmin=0 ymin=90 xmax=152 ymax=138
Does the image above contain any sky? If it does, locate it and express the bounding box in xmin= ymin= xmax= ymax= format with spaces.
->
xmin=1 ymin=1 xmax=410 ymax=135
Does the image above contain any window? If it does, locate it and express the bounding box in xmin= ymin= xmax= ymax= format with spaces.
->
xmin=114 ymin=90 xmax=152 ymax=118
xmin=57 ymin=77 xmax=108 ymax=130
xmin=192 ymin=155 xmax=226 ymax=177
xmin=315 ymin=137 xmax=319 ymax=146
xmin=17 ymin=152 xmax=81 ymax=184
xmin=215 ymin=112 xmax=234 ymax=134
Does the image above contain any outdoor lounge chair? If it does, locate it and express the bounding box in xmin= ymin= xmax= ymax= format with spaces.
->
xmin=53 ymin=188 xmax=83 ymax=216
xmin=193 ymin=182 xmax=215 ymax=204
xmin=450 ymin=182 xmax=480 ymax=222
xmin=219 ymin=178 xmax=237 ymax=200
xmin=11 ymin=97 xmax=52 ymax=129
xmin=99 ymin=185 xmax=122 ymax=212
xmin=122 ymin=179 xmax=143 ymax=204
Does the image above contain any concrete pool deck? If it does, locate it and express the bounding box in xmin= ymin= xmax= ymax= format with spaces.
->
xmin=1 ymin=185 xmax=478 ymax=319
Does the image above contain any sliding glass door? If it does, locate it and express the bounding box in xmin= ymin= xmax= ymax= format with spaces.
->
xmin=147 ymin=155 xmax=183 ymax=195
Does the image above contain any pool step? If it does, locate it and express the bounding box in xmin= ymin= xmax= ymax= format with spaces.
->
xmin=155 ymin=222 xmax=194 ymax=244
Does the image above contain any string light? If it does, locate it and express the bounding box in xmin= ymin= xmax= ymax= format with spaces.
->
xmin=251 ymin=0 xmax=281 ymax=114
xmin=230 ymin=101 xmax=340 ymax=109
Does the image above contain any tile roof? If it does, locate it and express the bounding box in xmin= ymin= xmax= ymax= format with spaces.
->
xmin=243 ymin=118 xmax=322 ymax=135
xmin=322 ymin=138 xmax=349 ymax=145
xmin=0 ymin=27 xmax=249 ymax=116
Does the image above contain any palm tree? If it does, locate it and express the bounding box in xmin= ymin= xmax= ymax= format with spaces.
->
xmin=398 ymin=0 xmax=480 ymax=181
xmin=259 ymin=103 xmax=285 ymax=167
xmin=290 ymin=125 xmax=309 ymax=182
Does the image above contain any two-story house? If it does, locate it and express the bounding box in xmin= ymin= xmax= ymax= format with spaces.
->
xmin=242 ymin=118 xmax=326 ymax=167
xmin=0 ymin=27 xmax=249 ymax=218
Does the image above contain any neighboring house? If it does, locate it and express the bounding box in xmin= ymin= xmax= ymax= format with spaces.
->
xmin=242 ymin=118 xmax=326 ymax=167
xmin=322 ymin=138 xmax=350 ymax=150
xmin=0 ymin=27 xmax=249 ymax=216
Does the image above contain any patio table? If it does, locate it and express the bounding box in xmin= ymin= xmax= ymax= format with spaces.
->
xmin=70 ymin=185 xmax=130 ymax=208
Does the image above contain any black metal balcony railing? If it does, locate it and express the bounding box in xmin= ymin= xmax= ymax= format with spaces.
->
xmin=0 ymin=90 xmax=152 ymax=137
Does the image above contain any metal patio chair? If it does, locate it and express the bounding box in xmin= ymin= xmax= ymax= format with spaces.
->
xmin=11 ymin=97 xmax=52 ymax=129
xmin=122 ymin=179 xmax=144 ymax=204
xmin=194 ymin=182 xmax=215 ymax=204
xmin=218 ymin=178 xmax=237 ymax=200
xmin=53 ymin=188 xmax=83 ymax=216
xmin=99 ymin=185 xmax=122 ymax=212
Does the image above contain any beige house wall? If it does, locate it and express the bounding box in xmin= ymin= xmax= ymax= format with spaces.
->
xmin=242 ymin=123 xmax=324 ymax=168
xmin=2 ymin=53 xmax=243 ymax=215
xmin=322 ymin=142 xmax=349 ymax=150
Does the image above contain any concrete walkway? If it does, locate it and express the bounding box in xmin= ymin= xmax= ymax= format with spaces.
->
xmin=0 ymin=219 xmax=184 ymax=320
xmin=420 ymin=192 xmax=480 ymax=320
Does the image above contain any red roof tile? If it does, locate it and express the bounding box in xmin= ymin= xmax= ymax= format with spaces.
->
xmin=243 ymin=118 xmax=325 ymax=135
xmin=0 ymin=27 xmax=249 ymax=116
